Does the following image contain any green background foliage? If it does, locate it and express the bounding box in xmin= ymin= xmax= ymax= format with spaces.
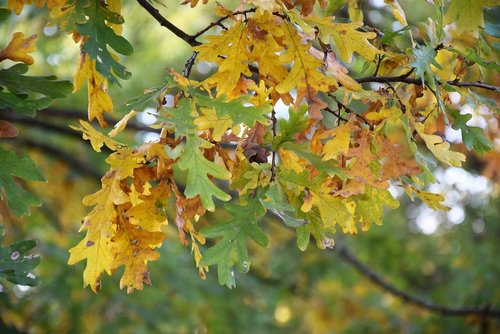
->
xmin=0 ymin=0 xmax=499 ymax=333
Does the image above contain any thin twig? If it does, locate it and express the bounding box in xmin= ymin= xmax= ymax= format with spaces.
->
xmin=193 ymin=8 xmax=257 ymax=38
xmin=355 ymin=75 xmax=499 ymax=92
xmin=328 ymin=94 xmax=373 ymax=130
xmin=182 ymin=51 xmax=199 ymax=78
xmin=270 ymin=108 xmax=277 ymax=182
xmin=335 ymin=245 xmax=500 ymax=318
xmin=324 ymin=107 xmax=349 ymax=123
xmin=136 ymin=0 xmax=200 ymax=47
xmin=384 ymin=81 xmax=407 ymax=113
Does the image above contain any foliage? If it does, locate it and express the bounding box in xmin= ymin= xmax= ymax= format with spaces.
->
xmin=0 ymin=225 xmax=40 ymax=287
xmin=0 ymin=1 xmax=499 ymax=331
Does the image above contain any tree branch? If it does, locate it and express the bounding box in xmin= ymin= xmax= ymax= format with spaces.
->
xmin=136 ymin=0 xmax=200 ymax=47
xmin=355 ymin=75 xmax=500 ymax=92
xmin=334 ymin=244 xmax=500 ymax=318
xmin=16 ymin=137 xmax=102 ymax=180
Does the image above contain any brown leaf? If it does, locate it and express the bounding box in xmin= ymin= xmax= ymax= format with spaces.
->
xmin=0 ymin=120 xmax=18 ymax=138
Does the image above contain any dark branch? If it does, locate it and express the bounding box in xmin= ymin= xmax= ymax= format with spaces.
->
xmin=16 ymin=137 xmax=102 ymax=180
xmin=192 ymin=8 xmax=257 ymax=39
xmin=355 ymin=75 xmax=500 ymax=92
xmin=136 ymin=0 xmax=200 ymax=47
xmin=270 ymin=108 xmax=277 ymax=182
xmin=1 ymin=108 xmax=158 ymax=134
xmin=335 ymin=245 xmax=500 ymax=318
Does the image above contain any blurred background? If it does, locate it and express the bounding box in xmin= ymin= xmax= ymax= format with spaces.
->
xmin=1 ymin=0 xmax=499 ymax=333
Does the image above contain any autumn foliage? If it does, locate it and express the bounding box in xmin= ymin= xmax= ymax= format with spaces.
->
xmin=0 ymin=0 xmax=499 ymax=296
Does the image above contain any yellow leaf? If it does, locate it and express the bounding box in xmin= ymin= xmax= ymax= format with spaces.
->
xmin=194 ymin=21 xmax=252 ymax=97
xmin=194 ymin=108 xmax=232 ymax=141
xmin=249 ymin=0 xmax=280 ymax=13
xmin=274 ymin=21 xmax=337 ymax=119
xmin=127 ymin=182 xmax=169 ymax=232
xmin=80 ymin=171 xmax=128 ymax=241
xmin=0 ymin=32 xmax=37 ymax=65
xmin=384 ymin=0 xmax=407 ymax=26
xmin=444 ymin=0 xmax=483 ymax=37
xmin=73 ymin=53 xmax=113 ymax=127
xmin=108 ymin=110 xmax=138 ymax=138
xmin=107 ymin=0 xmax=122 ymax=34
xmin=105 ymin=148 xmax=144 ymax=180
xmin=68 ymin=234 xmax=114 ymax=293
xmin=307 ymin=16 xmax=383 ymax=62
xmin=7 ymin=0 xmax=66 ymax=14
xmin=347 ymin=0 xmax=363 ymax=22
xmin=70 ymin=120 xmax=122 ymax=152
xmin=322 ymin=123 xmax=351 ymax=161
xmin=109 ymin=219 xmax=165 ymax=294
xmin=414 ymin=122 xmax=466 ymax=167
xmin=279 ymin=148 xmax=305 ymax=174
xmin=404 ymin=184 xmax=449 ymax=211
xmin=7 ymin=0 xmax=31 ymax=15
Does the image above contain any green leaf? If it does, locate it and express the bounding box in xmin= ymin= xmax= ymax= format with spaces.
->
xmin=447 ymin=47 xmax=500 ymax=72
xmin=281 ymin=142 xmax=349 ymax=179
xmin=194 ymin=93 xmax=271 ymax=127
xmin=484 ymin=6 xmax=500 ymax=38
xmin=200 ymin=195 xmax=268 ymax=288
xmin=260 ymin=183 xmax=306 ymax=228
xmin=273 ymin=105 xmax=309 ymax=149
xmin=0 ymin=225 xmax=41 ymax=286
xmin=449 ymin=108 xmax=493 ymax=154
xmin=0 ymin=148 xmax=46 ymax=216
xmin=0 ymin=64 xmax=73 ymax=116
xmin=73 ymin=0 xmax=133 ymax=84
xmin=410 ymin=44 xmax=441 ymax=89
xmin=118 ymin=86 xmax=163 ymax=114
xmin=175 ymin=136 xmax=231 ymax=211
xmin=160 ymin=98 xmax=198 ymax=138
xmin=0 ymin=8 xmax=10 ymax=22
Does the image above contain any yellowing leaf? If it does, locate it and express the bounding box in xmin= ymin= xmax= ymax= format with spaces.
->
xmin=414 ymin=122 xmax=466 ymax=167
xmin=7 ymin=0 xmax=66 ymax=14
xmin=70 ymin=120 xmax=122 ymax=152
xmin=275 ymin=21 xmax=337 ymax=119
xmin=194 ymin=21 xmax=251 ymax=97
xmin=127 ymin=182 xmax=169 ymax=232
xmin=404 ymin=184 xmax=449 ymax=211
xmin=347 ymin=0 xmax=363 ymax=22
xmin=73 ymin=53 xmax=113 ymax=127
xmin=68 ymin=234 xmax=113 ymax=293
xmin=108 ymin=110 xmax=138 ymax=138
xmin=80 ymin=170 xmax=127 ymax=242
xmin=195 ymin=108 xmax=232 ymax=141
xmin=279 ymin=148 xmax=305 ymax=174
xmin=0 ymin=32 xmax=37 ymax=65
xmin=384 ymin=0 xmax=407 ymax=26
xmin=322 ymin=123 xmax=351 ymax=161
xmin=109 ymin=219 xmax=165 ymax=294
xmin=307 ymin=16 xmax=383 ymax=62
xmin=105 ymin=148 xmax=144 ymax=180
xmin=444 ymin=0 xmax=483 ymax=37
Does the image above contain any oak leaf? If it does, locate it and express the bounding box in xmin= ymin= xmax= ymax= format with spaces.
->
xmin=0 ymin=32 xmax=37 ymax=65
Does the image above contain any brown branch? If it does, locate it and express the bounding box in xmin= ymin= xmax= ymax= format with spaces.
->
xmin=355 ymin=75 xmax=499 ymax=92
xmin=192 ymin=8 xmax=257 ymax=38
xmin=328 ymin=94 xmax=373 ymax=130
xmin=270 ymin=108 xmax=277 ymax=182
xmin=136 ymin=0 xmax=200 ymax=47
xmin=1 ymin=108 xmax=158 ymax=134
xmin=335 ymin=244 xmax=500 ymax=318
xmin=16 ymin=137 xmax=103 ymax=180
